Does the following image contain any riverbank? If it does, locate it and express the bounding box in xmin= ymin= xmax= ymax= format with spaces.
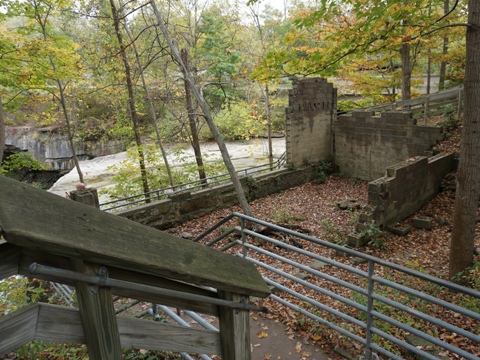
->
xmin=48 ymin=137 xmax=286 ymax=204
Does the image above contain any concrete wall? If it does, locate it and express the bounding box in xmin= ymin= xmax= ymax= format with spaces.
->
xmin=335 ymin=111 xmax=445 ymax=181
xmin=118 ymin=167 xmax=316 ymax=229
xmin=285 ymin=78 xmax=336 ymax=166
xmin=359 ymin=152 xmax=456 ymax=227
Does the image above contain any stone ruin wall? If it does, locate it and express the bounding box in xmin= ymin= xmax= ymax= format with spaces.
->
xmin=361 ymin=153 xmax=456 ymax=228
xmin=286 ymin=78 xmax=455 ymax=243
xmin=285 ymin=78 xmax=336 ymax=166
xmin=117 ymin=78 xmax=455 ymax=236
xmin=335 ymin=111 xmax=445 ymax=181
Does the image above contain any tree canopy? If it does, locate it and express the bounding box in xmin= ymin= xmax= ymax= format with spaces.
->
xmin=0 ymin=0 xmax=475 ymax=274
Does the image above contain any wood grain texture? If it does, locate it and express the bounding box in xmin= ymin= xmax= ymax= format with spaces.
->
xmin=1 ymin=303 xmax=221 ymax=356
xmin=70 ymin=259 xmax=122 ymax=360
xmin=117 ymin=316 xmax=220 ymax=354
xmin=18 ymin=249 xmax=218 ymax=315
xmin=218 ymin=291 xmax=251 ymax=360
xmin=0 ymin=242 xmax=20 ymax=279
xmin=36 ymin=303 xmax=85 ymax=343
xmin=0 ymin=175 xmax=269 ymax=298
xmin=0 ymin=303 xmax=38 ymax=355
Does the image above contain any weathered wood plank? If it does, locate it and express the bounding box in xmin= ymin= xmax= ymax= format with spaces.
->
xmin=70 ymin=259 xmax=122 ymax=360
xmin=18 ymin=250 xmax=218 ymax=315
xmin=0 ymin=242 xmax=20 ymax=279
xmin=218 ymin=291 xmax=251 ymax=360
xmin=0 ymin=303 xmax=38 ymax=355
xmin=117 ymin=316 xmax=221 ymax=354
xmin=0 ymin=175 xmax=270 ymax=298
xmin=2 ymin=303 xmax=220 ymax=355
xmin=36 ymin=303 xmax=85 ymax=343
xmin=37 ymin=304 xmax=221 ymax=354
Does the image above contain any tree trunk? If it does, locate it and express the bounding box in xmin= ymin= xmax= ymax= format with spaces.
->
xmin=0 ymin=95 xmax=5 ymax=164
xmin=123 ymin=18 xmax=175 ymax=188
xmin=150 ymin=0 xmax=254 ymax=217
xmin=55 ymin=78 xmax=85 ymax=184
xmin=449 ymin=0 xmax=480 ymax=279
xmin=263 ymin=83 xmax=273 ymax=166
xmin=38 ymin=11 xmax=85 ymax=184
xmin=426 ymin=49 xmax=431 ymax=95
xmin=109 ymin=0 xmax=151 ymax=200
xmin=400 ymin=38 xmax=411 ymax=101
xmin=181 ymin=48 xmax=207 ymax=184
xmin=439 ymin=0 xmax=449 ymax=91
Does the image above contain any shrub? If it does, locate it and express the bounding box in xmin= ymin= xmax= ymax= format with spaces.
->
xmin=0 ymin=152 xmax=47 ymax=178
xmin=102 ymin=143 xmax=226 ymax=200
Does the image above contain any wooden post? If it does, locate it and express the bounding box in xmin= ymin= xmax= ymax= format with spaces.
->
xmin=218 ymin=291 xmax=251 ymax=360
xmin=424 ymin=96 xmax=430 ymax=123
xmin=70 ymin=259 xmax=122 ymax=359
xmin=69 ymin=188 xmax=100 ymax=208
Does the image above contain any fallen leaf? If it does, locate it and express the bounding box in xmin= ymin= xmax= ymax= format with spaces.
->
xmin=257 ymin=331 xmax=268 ymax=339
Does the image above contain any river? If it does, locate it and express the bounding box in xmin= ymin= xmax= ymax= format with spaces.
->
xmin=48 ymin=137 xmax=286 ymax=204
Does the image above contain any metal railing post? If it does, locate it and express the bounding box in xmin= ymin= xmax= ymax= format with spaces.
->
xmin=361 ymin=260 xmax=376 ymax=360
xmin=240 ymin=218 xmax=247 ymax=259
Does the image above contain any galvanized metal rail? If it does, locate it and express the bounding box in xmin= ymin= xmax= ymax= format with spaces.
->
xmin=194 ymin=212 xmax=480 ymax=360
xmin=100 ymin=152 xmax=286 ymax=212
xmin=48 ymin=211 xmax=479 ymax=359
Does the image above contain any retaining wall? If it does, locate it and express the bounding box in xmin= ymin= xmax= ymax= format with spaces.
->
xmin=117 ymin=167 xmax=316 ymax=229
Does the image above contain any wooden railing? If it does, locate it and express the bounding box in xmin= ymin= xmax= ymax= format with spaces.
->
xmin=0 ymin=175 xmax=270 ymax=360
xmin=363 ymin=86 xmax=463 ymax=121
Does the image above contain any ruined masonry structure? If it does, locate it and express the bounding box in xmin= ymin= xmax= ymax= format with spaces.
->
xmin=285 ymin=78 xmax=336 ymax=166
xmin=335 ymin=111 xmax=445 ymax=181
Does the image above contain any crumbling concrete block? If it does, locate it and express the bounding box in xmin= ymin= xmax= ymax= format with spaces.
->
xmin=386 ymin=223 xmax=412 ymax=236
xmin=412 ymin=216 xmax=433 ymax=230
xmin=347 ymin=232 xmax=367 ymax=248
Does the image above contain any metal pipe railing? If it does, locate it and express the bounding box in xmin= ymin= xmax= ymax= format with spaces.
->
xmin=29 ymin=263 xmax=267 ymax=313
xmin=198 ymin=212 xmax=480 ymax=360
xmin=100 ymin=152 xmax=287 ymax=211
xmin=157 ymin=305 xmax=212 ymax=360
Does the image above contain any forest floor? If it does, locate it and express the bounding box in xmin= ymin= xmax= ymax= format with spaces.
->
xmin=166 ymin=124 xmax=480 ymax=359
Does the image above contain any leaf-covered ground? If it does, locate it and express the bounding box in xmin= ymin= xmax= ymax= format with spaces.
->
xmin=167 ymin=125 xmax=480 ymax=359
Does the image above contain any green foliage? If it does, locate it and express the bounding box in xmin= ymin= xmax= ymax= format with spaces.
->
xmin=123 ymin=348 xmax=182 ymax=360
xmin=320 ymin=219 xmax=346 ymax=245
xmin=0 ymin=276 xmax=45 ymax=316
xmin=202 ymin=101 xmax=267 ymax=141
xmin=0 ymin=152 xmax=47 ymax=177
xmin=337 ymin=98 xmax=377 ymax=112
xmin=13 ymin=342 xmax=181 ymax=359
xmin=102 ymin=144 xmax=226 ymax=199
xmin=451 ymin=261 xmax=480 ymax=290
xmin=271 ymin=208 xmax=305 ymax=224
xmin=451 ymin=262 xmax=480 ymax=314
xmin=441 ymin=103 xmax=460 ymax=132
xmin=287 ymin=162 xmax=296 ymax=171
xmin=314 ymin=158 xmax=335 ymax=184
xmin=246 ymin=176 xmax=257 ymax=190
xmin=360 ymin=221 xmax=386 ymax=250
